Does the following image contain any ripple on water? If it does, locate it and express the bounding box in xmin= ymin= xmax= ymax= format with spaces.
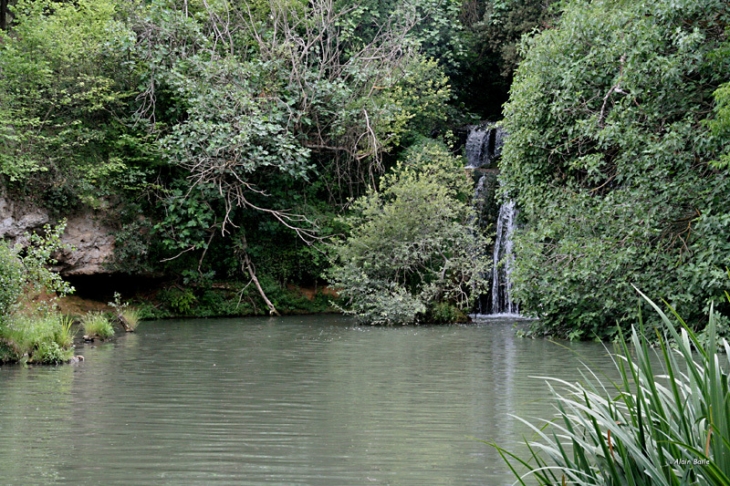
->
xmin=0 ymin=314 xmax=620 ymax=486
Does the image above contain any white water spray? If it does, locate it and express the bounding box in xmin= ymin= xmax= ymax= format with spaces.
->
xmin=490 ymin=200 xmax=519 ymax=316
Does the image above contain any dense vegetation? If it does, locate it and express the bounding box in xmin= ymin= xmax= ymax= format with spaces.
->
xmin=1 ymin=0 xmax=530 ymax=327
xmin=329 ymin=140 xmax=490 ymax=324
xmin=502 ymin=0 xmax=730 ymax=339
xmin=0 ymin=223 xmax=76 ymax=363
xmin=0 ymin=0 xmax=728 ymax=337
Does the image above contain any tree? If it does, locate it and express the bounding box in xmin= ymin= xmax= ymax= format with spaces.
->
xmin=329 ymin=140 xmax=490 ymax=325
xmin=500 ymin=0 xmax=730 ymax=338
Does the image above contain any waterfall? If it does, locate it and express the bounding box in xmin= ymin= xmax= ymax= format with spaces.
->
xmin=490 ymin=200 xmax=519 ymax=316
xmin=465 ymin=123 xmax=505 ymax=168
xmin=466 ymin=124 xmax=520 ymax=316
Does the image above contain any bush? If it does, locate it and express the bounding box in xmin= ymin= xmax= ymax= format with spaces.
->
xmin=0 ymin=223 xmax=77 ymax=364
xmin=493 ymin=291 xmax=730 ymax=484
xmin=329 ymin=140 xmax=490 ymax=325
xmin=0 ymin=242 xmax=23 ymax=323
xmin=158 ymin=288 xmax=197 ymax=315
xmin=81 ymin=312 xmax=114 ymax=340
xmin=428 ymin=302 xmax=468 ymax=324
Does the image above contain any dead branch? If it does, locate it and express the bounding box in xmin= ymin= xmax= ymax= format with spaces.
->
xmin=238 ymin=234 xmax=280 ymax=316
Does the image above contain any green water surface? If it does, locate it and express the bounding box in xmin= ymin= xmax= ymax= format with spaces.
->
xmin=0 ymin=315 xmax=619 ymax=485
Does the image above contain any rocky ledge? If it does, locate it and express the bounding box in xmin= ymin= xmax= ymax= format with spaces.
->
xmin=0 ymin=194 xmax=115 ymax=276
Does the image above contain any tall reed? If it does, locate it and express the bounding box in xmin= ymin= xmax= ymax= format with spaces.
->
xmin=492 ymin=290 xmax=730 ymax=485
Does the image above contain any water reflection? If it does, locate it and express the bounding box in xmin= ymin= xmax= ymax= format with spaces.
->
xmin=0 ymin=315 xmax=621 ymax=485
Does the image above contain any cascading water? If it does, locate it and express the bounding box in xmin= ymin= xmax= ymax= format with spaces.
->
xmin=466 ymin=123 xmax=520 ymax=316
xmin=465 ymin=123 xmax=505 ymax=169
xmin=490 ymin=200 xmax=519 ymax=315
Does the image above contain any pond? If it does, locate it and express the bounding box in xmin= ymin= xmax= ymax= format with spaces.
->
xmin=0 ymin=315 xmax=621 ymax=485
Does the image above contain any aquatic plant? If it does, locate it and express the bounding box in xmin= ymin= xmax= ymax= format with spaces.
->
xmin=492 ymin=291 xmax=730 ymax=485
xmin=81 ymin=312 xmax=114 ymax=340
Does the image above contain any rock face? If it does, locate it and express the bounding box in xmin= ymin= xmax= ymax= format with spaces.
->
xmin=0 ymin=193 xmax=115 ymax=276
xmin=0 ymin=197 xmax=49 ymax=241
xmin=56 ymin=214 xmax=116 ymax=276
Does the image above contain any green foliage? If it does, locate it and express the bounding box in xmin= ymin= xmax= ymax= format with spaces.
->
xmin=0 ymin=0 xmax=477 ymax=297
xmin=0 ymin=242 xmax=24 ymax=322
xmin=0 ymin=0 xmax=141 ymax=202
xmin=501 ymin=0 xmax=730 ymax=338
xmin=81 ymin=312 xmax=114 ymax=340
xmin=329 ymin=140 xmax=490 ymax=325
xmin=0 ymin=313 xmax=75 ymax=364
xmin=428 ymin=301 xmax=468 ymax=324
xmin=473 ymin=0 xmax=556 ymax=76
xmin=20 ymin=220 xmax=74 ymax=297
xmin=710 ymin=80 xmax=730 ymax=170
xmin=454 ymin=0 xmax=558 ymax=118
xmin=120 ymin=308 xmax=140 ymax=331
xmin=158 ymin=287 xmax=197 ymax=315
xmin=109 ymin=292 xmax=141 ymax=330
xmin=0 ymin=222 xmax=77 ymax=363
xmin=0 ymin=220 xmax=74 ymax=320
xmin=55 ymin=315 xmax=76 ymax=349
xmin=493 ymin=292 xmax=730 ymax=485
xmin=140 ymin=281 xmax=337 ymax=319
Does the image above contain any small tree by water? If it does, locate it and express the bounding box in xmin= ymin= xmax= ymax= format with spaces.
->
xmin=328 ymin=140 xmax=491 ymax=325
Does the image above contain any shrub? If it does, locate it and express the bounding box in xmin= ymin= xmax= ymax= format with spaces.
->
xmin=0 ymin=242 xmax=24 ymax=323
xmin=493 ymin=291 xmax=730 ymax=485
xmin=329 ymin=140 xmax=490 ymax=325
xmin=428 ymin=302 xmax=468 ymax=324
xmin=158 ymin=287 xmax=197 ymax=315
xmin=32 ymin=340 xmax=70 ymax=365
xmin=0 ymin=222 xmax=77 ymax=364
xmin=81 ymin=312 xmax=114 ymax=340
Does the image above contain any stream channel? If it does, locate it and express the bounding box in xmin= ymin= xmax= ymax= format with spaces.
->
xmin=0 ymin=314 xmax=623 ymax=485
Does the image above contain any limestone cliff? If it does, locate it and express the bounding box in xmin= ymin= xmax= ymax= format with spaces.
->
xmin=0 ymin=195 xmax=115 ymax=276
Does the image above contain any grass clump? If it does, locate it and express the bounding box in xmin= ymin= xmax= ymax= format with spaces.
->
xmin=492 ymin=289 xmax=730 ymax=485
xmin=109 ymin=292 xmax=142 ymax=331
xmin=120 ymin=307 xmax=140 ymax=331
xmin=81 ymin=312 xmax=114 ymax=340
xmin=0 ymin=313 xmax=75 ymax=364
